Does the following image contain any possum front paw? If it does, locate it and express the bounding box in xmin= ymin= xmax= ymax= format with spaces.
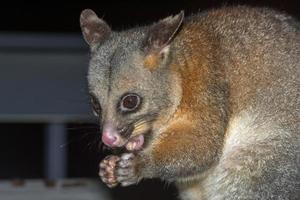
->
xmin=99 ymin=155 xmax=120 ymax=188
xmin=99 ymin=153 xmax=140 ymax=188
xmin=115 ymin=153 xmax=140 ymax=187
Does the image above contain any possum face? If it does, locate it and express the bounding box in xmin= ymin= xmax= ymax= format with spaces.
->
xmin=80 ymin=9 xmax=184 ymax=151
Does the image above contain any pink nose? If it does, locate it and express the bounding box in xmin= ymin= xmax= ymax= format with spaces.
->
xmin=101 ymin=122 xmax=120 ymax=147
xmin=102 ymin=131 xmax=118 ymax=147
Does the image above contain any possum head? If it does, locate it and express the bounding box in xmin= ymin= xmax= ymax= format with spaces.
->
xmin=80 ymin=9 xmax=184 ymax=151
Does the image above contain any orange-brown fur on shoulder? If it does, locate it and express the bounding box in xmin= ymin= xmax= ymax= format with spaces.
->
xmin=147 ymin=22 xmax=229 ymax=179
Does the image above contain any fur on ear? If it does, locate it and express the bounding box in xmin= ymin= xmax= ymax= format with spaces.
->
xmin=80 ymin=9 xmax=111 ymax=48
xmin=143 ymin=11 xmax=184 ymax=70
xmin=143 ymin=11 xmax=184 ymax=52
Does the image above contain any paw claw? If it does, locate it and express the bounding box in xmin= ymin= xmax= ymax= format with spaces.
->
xmin=99 ymin=153 xmax=139 ymax=188
xmin=121 ymin=182 xmax=130 ymax=187
xmin=121 ymin=153 xmax=134 ymax=160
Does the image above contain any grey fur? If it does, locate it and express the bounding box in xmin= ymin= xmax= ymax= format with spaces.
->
xmin=87 ymin=28 xmax=179 ymax=129
xmin=81 ymin=6 xmax=299 ymax=200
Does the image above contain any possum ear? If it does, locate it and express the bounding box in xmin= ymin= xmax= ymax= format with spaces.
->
xmin=80 ymin=9 xmax=111 ymax=49
xmin=142 ymin=11 xmax=184 ymax=70
xmin=143 ymin=11 xmax=184 ymax=52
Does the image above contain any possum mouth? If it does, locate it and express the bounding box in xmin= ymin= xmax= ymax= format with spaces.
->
xmin=122 ymin=116 xmax=155 ymax=151
xmin=124 ymin=134 xmax=145 ymax=151
xmin=119 ymin=113 xmax=156 ymax=151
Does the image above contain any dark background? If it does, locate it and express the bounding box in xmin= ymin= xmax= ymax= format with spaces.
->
xmin=1 ymin=1 xmax=299 ymax=33
xmin=0 ymin=1 xmax=299 ymax=200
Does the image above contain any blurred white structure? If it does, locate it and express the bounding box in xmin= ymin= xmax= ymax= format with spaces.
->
xmin=0 ymin=179 xmax=110 ymax=200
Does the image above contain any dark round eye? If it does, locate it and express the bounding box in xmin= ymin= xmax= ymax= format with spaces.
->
xmin=119 ymin=93 xmax=141 ymax=112
xmin=90 ymin=94 xmax=101 ymax=115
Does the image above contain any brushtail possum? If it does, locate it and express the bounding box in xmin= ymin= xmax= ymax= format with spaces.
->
xmin=80 ymin=6 xmax=299 ymax=200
